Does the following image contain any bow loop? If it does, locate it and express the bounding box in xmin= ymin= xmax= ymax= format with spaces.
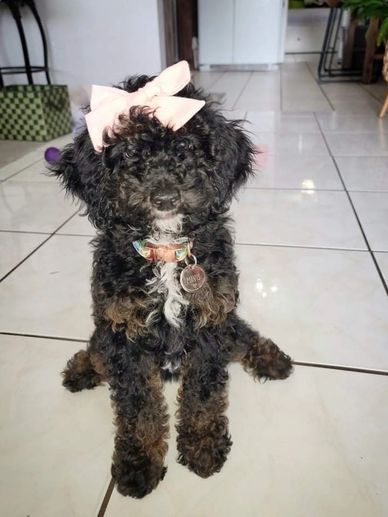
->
xmin=85 ymin=61 xmax=205 ymax=151
xmin=153 ymin=60 xmax=191 ymax=95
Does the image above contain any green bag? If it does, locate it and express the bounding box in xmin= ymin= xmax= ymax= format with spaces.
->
xmin=0 ymin=84 xmax=72 ymax=141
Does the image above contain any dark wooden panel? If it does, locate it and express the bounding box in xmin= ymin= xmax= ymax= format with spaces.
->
xmin=176 ymin=0 xmax=196 ymax=68
xmin=163 ymin=0 xmax=178 ymax=66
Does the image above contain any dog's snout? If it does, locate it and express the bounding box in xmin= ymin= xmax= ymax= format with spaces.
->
xmin=150 ymin=189 xmax=180 ymax=211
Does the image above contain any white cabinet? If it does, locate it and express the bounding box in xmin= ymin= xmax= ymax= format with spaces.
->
xmin=198 ymin=0 xmax=234 ymax=64
xmin=199 ymin=0 xmax=287 ymax=67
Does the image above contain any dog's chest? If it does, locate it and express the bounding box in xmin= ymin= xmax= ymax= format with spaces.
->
xmin=145 ymin=216 xmax=188 ymax=328
xmin=146 ymin=262 xmax=187 ymax=328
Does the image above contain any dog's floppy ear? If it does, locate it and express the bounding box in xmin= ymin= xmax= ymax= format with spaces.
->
xmin=49 ymin=129 xmax=103 ymax=203
xmin=209 ymin=118 xmax=254 ymax=206
xmin=228 ymin=120 xmax=255 ymax=193
xmin=50 ymin=142 xmax=85 ymax=200
xmin=50 ymin=132 xmax=116 ymax=230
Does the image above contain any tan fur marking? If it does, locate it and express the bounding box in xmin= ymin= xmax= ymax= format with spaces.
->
xmin=187 ymin=278 xmax=236 ymax=327
xmin=176 ymin=363 xmax=231 ymax=478
xmin=104 ymin=296 xmax=154 ymax=339
xmin=90 ymin=353 xmax=108 ymax=380
xmin=115 ymin=367 xmax=169 ymax=466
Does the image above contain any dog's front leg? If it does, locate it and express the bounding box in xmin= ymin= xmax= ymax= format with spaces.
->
xmin=225 ymin=314 xmax=293 ymax=381
xmin=176 ymin=339 xmax=232 ymax=478
xmin=100 ymin=330 xmax=169 ymax=498
xmin=62 ymin=329 xmax=108 ymax=392
xmin=187 ymin=275 xmax=236 ymax=327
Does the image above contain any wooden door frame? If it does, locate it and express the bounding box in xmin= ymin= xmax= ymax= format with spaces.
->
xmin=160 ymin=0 xmax=197 ymax=69
xmin=161 ymin=0 xmax=178 ymax=67
xmin=176 ymin=0 xmax=197 ymax=68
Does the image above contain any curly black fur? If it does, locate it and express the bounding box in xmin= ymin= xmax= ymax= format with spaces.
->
xmin=52 ymin=74 xmax=293 ymax=498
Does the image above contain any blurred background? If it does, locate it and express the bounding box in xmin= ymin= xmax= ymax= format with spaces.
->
xmin=1 ymin=2 xmax=388 ymax=517
xmin=0 ymin=0 xmax=386 ymax=116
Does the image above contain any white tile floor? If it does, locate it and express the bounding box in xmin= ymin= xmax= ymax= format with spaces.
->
xmin=0 ymin=63 xmax=388 ymax=517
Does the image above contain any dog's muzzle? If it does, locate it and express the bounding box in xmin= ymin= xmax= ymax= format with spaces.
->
xmin=150 ymin=189 xmax=180 ymax=211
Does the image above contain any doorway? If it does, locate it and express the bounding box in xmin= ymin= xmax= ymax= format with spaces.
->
xmin=162 ymin=0 xmax=289 ymax=70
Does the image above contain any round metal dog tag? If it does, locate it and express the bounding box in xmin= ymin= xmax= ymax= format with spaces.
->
xmin=180 ymin=265 xmax=206 ymax=292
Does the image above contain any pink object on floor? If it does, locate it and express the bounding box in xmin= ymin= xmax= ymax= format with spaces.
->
xmin=253 ymin=144 xmax=268 ymax=169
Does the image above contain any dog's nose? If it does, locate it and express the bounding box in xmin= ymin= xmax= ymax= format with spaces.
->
xmin=150 ymin=189 xmax=180 ymax=211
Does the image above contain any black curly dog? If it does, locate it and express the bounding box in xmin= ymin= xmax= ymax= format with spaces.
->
xmin=51 ymin=73 xmax=293 ymax=498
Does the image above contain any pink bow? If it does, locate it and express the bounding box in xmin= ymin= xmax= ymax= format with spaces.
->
xmin=85 ymin=61 xmax=205 ymax=151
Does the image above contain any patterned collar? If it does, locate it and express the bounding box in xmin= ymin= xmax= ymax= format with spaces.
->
xmin=133 ymin=239 xmax=192 ymax=263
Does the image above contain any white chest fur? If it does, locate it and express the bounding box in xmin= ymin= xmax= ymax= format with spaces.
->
xmin=147 ymin=262 xmax=188 ymax=327
xmin=145 ymin=215 xmax=188 ymax=328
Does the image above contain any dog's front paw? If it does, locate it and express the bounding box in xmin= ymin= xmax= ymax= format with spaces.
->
xmin=177 ymin=426 xmax=232 ymax=478
xmin=112 ymin=453 xmax=166 ymax=498
xmin=62 ymin=370 xmax=102 ymax=393
xmin=242 ymin=338 xmax=293 ymax=381
xmin=62 ymin=351 xmax=103 ymax=392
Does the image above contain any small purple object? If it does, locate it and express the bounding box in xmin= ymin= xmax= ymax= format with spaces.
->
xmin=44 ymin=147 xmax=61 ymax=164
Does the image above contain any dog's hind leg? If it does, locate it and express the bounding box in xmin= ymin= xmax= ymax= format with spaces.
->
xmin=62 ymin=347 xmax=106 ymax=393
xmin=225 ymin=314 xmax=293 ymax=381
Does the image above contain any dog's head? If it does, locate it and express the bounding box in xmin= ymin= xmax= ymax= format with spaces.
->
xmin=52 ymin=76 xmax=254 ymax=233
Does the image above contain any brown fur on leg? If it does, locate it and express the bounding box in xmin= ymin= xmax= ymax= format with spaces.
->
xmin=133 ymin=370 xmax=169 ymax=466
xmin=223 ymin=315 xmax=293 ymax=381
xmin=103 ymin=295 xmax=155 ymax=340
xmin=176 ymin=353 xmax=232 ymax=478
xmin=111 ymin=366 xmax=169 ymax=498
xmin=241 ymin=337 xmax=293 ymax=381
xmin=62 ymin=349 xmax=106 ymax=392
xmin=187 ymin=276 xmax=236 ymax=328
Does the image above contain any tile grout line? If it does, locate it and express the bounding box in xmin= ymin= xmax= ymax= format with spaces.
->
xmin=313 ymin=112 xmax=388 ymax=296
xmin=293 ymin=360 xmax=388 ymax=376
xmin=245 ymin=186 xmax=388 ymax=193
xmin=207 ymin=71 xmax=226 ymax=91
xmin=2 ymin=333 xmax=388 ymax=377
xmin=2 ymin=332 xmax=388 ymax=378
xmin=0 ymin=229 xmax=52 ymax=235
xmin=234 ymin=241 xmax=370 ymax=252
xmin=231 ymin=72 xmax=253 ymax=110
xmin=244 ymin=186 xmax=344 ymax=192
xmin=0 ymin=331 xmax=87 ymax=343
xmin=96 ymin=478 xmax=115 ymax=517
xmin=305 ymin=62 xmax=335 ymax=111
xmin=0 ymin=156 xmax=43 ymax=182
xmin=0 ymin=210 xmax=80 ymax=283
xmin=358 ymin=83 xmax=383 ymax=106
xmin=51 ymin=232 xmax=95 ymax=238
xmin=260 ymin=152 xmax=388 ymax=156
xmin=0 ymin=229 xmax=95 ymax=238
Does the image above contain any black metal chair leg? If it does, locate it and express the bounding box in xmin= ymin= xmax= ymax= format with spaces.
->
xmin=5 ymin=0 xmax=34 ymax=84
xmin=318 ymin=7 xmax=335 ymax=80
xmin=327 ymin=7 xmax=343 ymax=75
xmin=317 ymin=4 xmax=365 ymax=82
xmin=26 ymin=0 xmax=51 ymax=84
